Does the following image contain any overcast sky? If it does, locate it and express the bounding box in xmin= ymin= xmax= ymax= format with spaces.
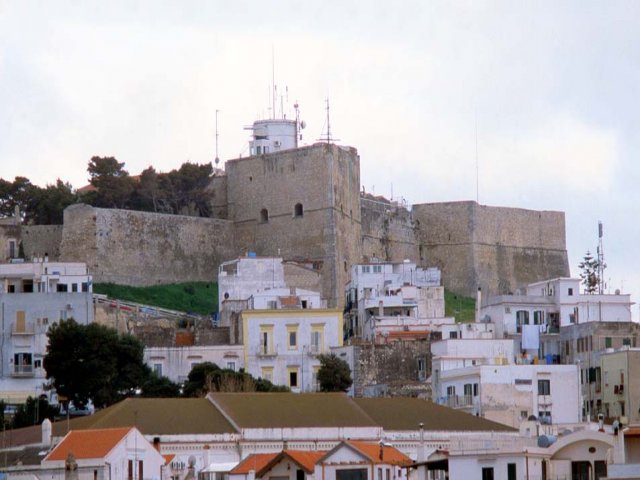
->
xmin=1 ymin=1 xmax=639 ymax=317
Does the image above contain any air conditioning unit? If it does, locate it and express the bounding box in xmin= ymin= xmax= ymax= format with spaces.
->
xmin=274 ymin=140 xmax=281 ymax=147
xmin=66 ymin=304 xmax=73 ymax=310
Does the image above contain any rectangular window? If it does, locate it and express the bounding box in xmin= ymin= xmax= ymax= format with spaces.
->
xmin=507 ymin=463 xmax=516 ymax=480
xmin=14 ymin=352 xmax=33 ymax=375
xmin=568 ymin=288 xmax=573 ymax=296
xmin=288 ymin=325 xmax=298 ymax=350
xmin=288 ymin=367 xmax=299 ymax=388
xmin=82 ymin=282 xmax=89 ymax=292
xmin=227 ymin=362 xmax=236 ymax=371
xmin=538 ymin=379 xmax=551 ymax=395
xmin=311 ymin=325 xmax=325 ymax=353
xmin=446 ymin=385 xmax=456 ymax=396
xmin=463 ymin=384 xmax=472 ymax=397
xmin=71 ymin=283 xmax=78 ymax=292
xmin=473 ymin=383 xmax=478 ymax=396
xmin=605 ymin=337 xmax=612 ymax=348
xmin=259 ymin=325 xmax=274 ymax=355
xmin=533 ymin=310 xmax=544 ymax=325
xmin=623 ymin=337 xmax=631 ymax=346
xmin=56 ymin=283 xmax=68 ymax=292
xmin=482 ymin=467 xmax=494 ymax=480
xmin=362 ymin=266 xmax=370 ymax=273
xmin=373 ymin=265 xmax=382 ymax=273
xmin=153 ymin=363 xmax=162 ymax=377
xmin=9 ymin=240 xmax=16 ymax=258
xmin=449 ymin=331 xmax=458 ymax=339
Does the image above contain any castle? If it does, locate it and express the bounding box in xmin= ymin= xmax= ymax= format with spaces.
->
xmin=3 ymin=118 xmax=570 ymax=307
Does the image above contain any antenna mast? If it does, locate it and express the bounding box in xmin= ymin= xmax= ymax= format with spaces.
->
xmin=272 ymin=45 xmax=276 ymax=119
xmin=215 ymin=109 xmax=220 ymax=166
xmin=318 ymin=98 xmax=339 ymax=144
xmin=597 ymin=221 xmax=606 ymax=294
xmin=475 ymin=110 xmax=479 ymax=204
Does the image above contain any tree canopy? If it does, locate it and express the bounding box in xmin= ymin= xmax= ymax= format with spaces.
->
xmin=182 ymin=362 xmax=288 ymax=397
xmin=316 ymin=354 xmax=353 ymax=392
xmin=0 ymin=177 xmax=77 ymax=224
xmin=578 ymin=250 xmax=604 ymax=294
xmin=0 ymin=157 xmax=215 ymax=225
xmin=44 ymin=319 xmax=174 ymax=407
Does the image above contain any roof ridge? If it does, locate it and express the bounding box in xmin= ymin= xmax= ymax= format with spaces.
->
xmin=206 ymin=393 xmax=241 ymax=432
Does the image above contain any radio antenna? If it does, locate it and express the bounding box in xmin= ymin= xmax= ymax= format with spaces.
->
xmin=215 ymin=109 xmax=220 ymax=166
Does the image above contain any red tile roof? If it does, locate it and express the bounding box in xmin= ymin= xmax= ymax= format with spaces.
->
xmin=283 ymin=450 xmax=327 ymax=473
xmin=44 ymin=427 xmax=132 ymax=462
xmin=346 ymin=441 xmax=411 ymax=466
xmin=230 ymin=453 xmax=278 ymax=474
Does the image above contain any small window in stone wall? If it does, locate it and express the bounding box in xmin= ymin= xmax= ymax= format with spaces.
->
xmin=294 ymin=203 xmax=303 ymax=217
xmin=260 ymin=208 xmax=269 ymax=223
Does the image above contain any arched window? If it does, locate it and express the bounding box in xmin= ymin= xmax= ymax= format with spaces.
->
xmin=294 ymin=203 xmax=303 ymax=217
xmin=260 ymin=208 xmax=269 ymax=223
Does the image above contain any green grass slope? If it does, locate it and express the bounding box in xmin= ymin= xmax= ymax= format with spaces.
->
xmin=93 ymin=282 xmax=218 ymax=316
xmin=444 ymin=290 xmax=476 ymax=323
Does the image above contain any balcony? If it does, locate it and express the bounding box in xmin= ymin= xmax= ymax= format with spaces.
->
xmin=255 ymin=344 xmax=278 ymax=357
xmin=307 ymin=344 xmax=322 ymax=356
xmin=11 ymin=323 xmax=35 ymax=335
xmin=439 ymin=394 xmax=477 ymax=409
xmin=12 ymin=365 xmax=34 ymax=377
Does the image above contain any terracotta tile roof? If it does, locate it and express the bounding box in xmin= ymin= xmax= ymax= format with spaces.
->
xmin=44 ymin=427 xmax=131 ymax=461
xmin=283 ymin=450 xmax=327 ymax=473
xmin=231 ymin=450 xmax=327 ymax=477
xmin=163 ymin=454 xmax=175 ymax=464
xmin=209 ymin=393 xmax=378 ymax=429
xmin=354 ymin=397 xmax=516 ymax=432
xmin=346 ymin=441 xmax=411 ymax=466
xmin=230 ymin=453 xmax=278 ymax=474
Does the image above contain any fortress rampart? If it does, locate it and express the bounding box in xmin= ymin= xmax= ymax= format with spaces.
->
xmin=9 ymin=143 xmax=570 ymax=303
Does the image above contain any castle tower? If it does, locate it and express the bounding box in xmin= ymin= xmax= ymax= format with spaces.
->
xmin=225 ymin=142 xmax=362 ymax=308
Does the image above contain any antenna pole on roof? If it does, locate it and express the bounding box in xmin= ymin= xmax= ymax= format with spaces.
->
xmin=272 ymin=45 xmax=276 ymax=120
xmin=215 ymin=109 xmax=220 ymax=166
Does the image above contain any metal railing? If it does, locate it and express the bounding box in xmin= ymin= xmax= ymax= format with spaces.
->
xmin=255 ymin=343 xmax=279 ymax=357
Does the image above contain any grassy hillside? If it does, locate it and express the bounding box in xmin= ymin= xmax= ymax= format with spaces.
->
xmin=93 ymin=282 xmax=218 ymax=316
xmin=444 ymin=290 xmax=476 ymax=323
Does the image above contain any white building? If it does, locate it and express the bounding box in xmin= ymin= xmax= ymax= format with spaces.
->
xmin=436 ymin=363 xmax=580 ymax=429
xmin=0 ymin=261 xmax=93 ymax=404
xmin=481 ymin=277 xmax=633 ymax=339
xmin=40 ymin=426 xmax=166 ymax=480
xmin=344 ymin=261 xmax=445 ymax=341
xmin=218 ymin=256 xmax=287 ymax=312
xmin=144 ymin=344 xmax=244 ymax=384
xmin=241 ymin=309 xmax=343 ymax=392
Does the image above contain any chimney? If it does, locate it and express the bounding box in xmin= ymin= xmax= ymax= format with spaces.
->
xmin=41 ymin=418 xmax=52 ymax=446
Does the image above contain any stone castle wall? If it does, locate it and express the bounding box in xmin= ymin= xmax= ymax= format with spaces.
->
xmin=21 ymin=225 xmax=64 ymax=260
xmin=412 ymin=201 xmax=569 ymax=296
xmin=360 ymin=196 xmax=419 ymax=263
xmin=60 ymin=204 xmax=237 ymax=286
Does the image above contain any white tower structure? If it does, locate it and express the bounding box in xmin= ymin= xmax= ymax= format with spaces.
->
xmin=248 ymin=118 xmax=298 ymax=155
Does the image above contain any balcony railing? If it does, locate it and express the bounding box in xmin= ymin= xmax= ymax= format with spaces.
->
xmin=439 ymin=394 xmax=477 ymax=409
xmin=255 ymin=344 xmax=278 ymax=357
xmin=12 ymin=365 xmax=34 ymax=377
xmin=11 ymin=323 xmax=36 ymax=335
